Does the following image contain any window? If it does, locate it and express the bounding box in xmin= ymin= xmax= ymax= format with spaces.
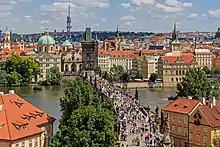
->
xmin=46 ymin=69 xmax=50 ymax=73
xmin=171 ymin=78 xmax=173 ymax=82
xmin=189 ymin=124 xmax=192 ymax=133
xmin=214 ymin=129 xmax=217 ymax=134
xmin=178 ymin=115 xmax=182 ymax=123
xmin=172 ymin=125 xmax=176 ymax=133
xmin=196 ymin=134 xmax=200 ymax=142
xmin=29 ymin=139 xmax=33 ymax=147
xmin=184 ymin=116 xmax=188 ymax=124
xmin=21 ymin=141 xmax=25 ymax=147
xmin=178 ymin=126 xmax=182 ymax=135
xmin=34 ymin=138 xmax=38 ymax=146
xmin=184 ymin=128 xmax=188 ymax=137
xmin=176 ymin=70 xmax=178 ymax=75
xmin=189 ymin=134 xmax=192 ymax=140
xmin=172 ymin=114 xmax=175 ymax=122
xmin=46 ymin=64 xmax=49 ymax=67
xmin=15 ymin=144 xmax=19 ymax=147
xmin=176 ymin=78 xmax=178 ymax=82
xmin=46 ymin=59 xmax=49 ymax=61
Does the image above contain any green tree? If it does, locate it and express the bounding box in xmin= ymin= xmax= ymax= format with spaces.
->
xmin=203 ymin=66 xmax=211 ymax=75
xmin=136 ymin=71 xmax=143 ymax=79
xmin=4 ymin=55 xmax=40 ymax=85
xmin=0 ymin=70 xmax=7 ymax=86
xmin=110 ymin=64 xmax=125 ymax=81
xmin=51 ymin=106 xmax=117 ymax=147
xmin=213 ymin=135 xmax=220 ymax=147
xmin=149 ymin=73 xmax=158 ymax=82
xmin=176 ymin=68 xmax=212 ymax=99
xmin=94 ymin=66 xmax=102 ymax=76
xmin=45 ymin=67 xmax=62 ymax=85
xmin=51 ymin=78 xmax=117 ymax=147
xmin=6 ymin=71 xmax=22 ymax=87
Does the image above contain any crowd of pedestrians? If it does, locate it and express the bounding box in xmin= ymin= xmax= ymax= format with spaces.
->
xmin=89 ymin=73 xmax=162 ymax=147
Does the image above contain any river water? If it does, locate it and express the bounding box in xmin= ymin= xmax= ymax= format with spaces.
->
xmin=0 ymin=86 xmax=176 ymax=131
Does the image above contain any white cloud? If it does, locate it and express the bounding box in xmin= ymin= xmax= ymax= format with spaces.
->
xmin=38 ymin=20 xmax=50 ymax=24
xmin=56 ymin=0 xmax=109 ymax=8
xmin=40 ymin=2 xmax=76 ymax=12
xmin=155 ymin=3 xmax=183 ymax=12
xmin=131 ymin=0 xmax=155 ymax=6
xmin=101 ymin=18 xmax=106 ymax=22
xmin=155 ymin=0 xmax=192 ymax=13
xmin=121 ymin=3 xmax=131 ymax=8
xmin=188 ymin=13 xmax=198 ymax=18
xmin=120 ymin=15 xmax=136 ymax=21
xmin=208 ymin=9 xmax=220 ymax=15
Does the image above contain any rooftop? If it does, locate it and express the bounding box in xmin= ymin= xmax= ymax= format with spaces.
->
xmin=0 ymin=91 xmax=55 ymax=141
xmin=162 ymin=98 xmax=201 ymax=114
xmin=161 ymin=55 xmax=194 ymax=64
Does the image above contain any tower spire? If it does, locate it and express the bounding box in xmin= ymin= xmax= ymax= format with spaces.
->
xmin=171 ymin=22 xmax=178 ymax=42
xmin=116 ymin=25 xmax=120 ymax=38
xmin=66 ymin=0 xmax=72 ymax=39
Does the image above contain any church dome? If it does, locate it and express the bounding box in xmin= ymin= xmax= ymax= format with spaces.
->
xmin=62 ymin=40 xmax=72 ymax=46
xmin=38 ymin=31 xmax=55 ymax=45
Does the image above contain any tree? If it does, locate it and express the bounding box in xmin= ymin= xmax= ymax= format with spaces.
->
xmin=110 ymin=64 xmax=125 ymax=81
xmin=176 ymin=68 xmax=213 ymax=99
xmin=94 ymin=66 xmax=102 ymax=76
xmin=4 ymin=54 xmax=40 ymax=85
xmin=6 ymin=71 xmax=22 ymax=87
xmin=203 ymin=66 xmax=211 ymax=75
xmin=149 ymin=73 xmax=158 ymax=82
xmin=0 ymin=70 xmax=7 ymax=86
xmin=51 ymin=106 xmax=117 ymax=147
xmin=136 ymin=71 xmax=143 ymax=79
xmin=213 ymin=135 xmax=220 ymax=147
xmin=51 ymin=78 xmax=117 ymax=147
xmin=45 ymin=67 xmax=62 ymax=85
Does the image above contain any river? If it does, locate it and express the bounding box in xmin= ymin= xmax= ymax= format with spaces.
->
xmin=0 ymin=86 xmax=176 ymax=131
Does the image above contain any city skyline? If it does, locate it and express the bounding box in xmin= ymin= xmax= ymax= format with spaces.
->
xmin=1 ymin=0 xmax=220 ymax=33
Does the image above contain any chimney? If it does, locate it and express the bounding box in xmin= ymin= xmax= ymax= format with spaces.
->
xmin=213 ymin=97 xmax=216 ymax=107
xmin=0 ymin=92 xmax=4 ymax=95
xmin=9 ymin=90 xmax=14 ymax=94
xmin=202 ymin=97 xmax=206 ymax=105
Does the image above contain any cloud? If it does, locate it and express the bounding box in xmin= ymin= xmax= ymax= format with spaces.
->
xmin=101 ymin=18 xmax=106 ymax=22
xmin=155 ymin=3 xmax=183 ymax=12
xmin=40 ymin=2 xmax=76 ymax=12
xmin=131 ymin=0 xmax=155 ymax=6
xmin=188 ymin=13 xmax=198 ymax=18
xmin=38 ymin=20 xmax=50 ymax=24
xmin=56 ymin=0 xmax=109 ymax=8
xmin=121 ymin=3 xmax=131 ymax=8
xmin=120 ymin=15 xmax=136 ymax=21
xmin=208 ymin=9 xmax=220 ymax=15
xmin=155 ymin=0 xmax=192 ymax=13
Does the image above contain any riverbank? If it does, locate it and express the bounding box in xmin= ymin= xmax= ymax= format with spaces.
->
xmin=115 ymin=81 xmax=163 ymax=89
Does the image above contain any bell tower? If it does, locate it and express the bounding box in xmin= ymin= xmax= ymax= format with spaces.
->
xmin=3 ymin=28 xmax=11 ymax=49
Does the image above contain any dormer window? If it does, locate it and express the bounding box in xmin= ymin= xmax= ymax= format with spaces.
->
xmin=0 ymin=124 xmax=4 ymax=130
xmin=13 ymin=124 xmax=21 ymax=131
xmin=15 ymin=101 xmax=23 ymax=108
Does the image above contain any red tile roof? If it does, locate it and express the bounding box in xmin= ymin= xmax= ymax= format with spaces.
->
xmin=161 ymin=55 xmax=194 ymax=64
xmin=0 ymin=93 xmax=55 ymax=141
xmin=162 ymin=98 xmax=201 ymax=114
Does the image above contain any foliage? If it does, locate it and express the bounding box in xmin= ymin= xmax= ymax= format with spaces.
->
xmin=0 ymin=70 xmax=8 ymax=86
xmin=110 ymin=64 xmax=125 ymax=81
xmin=120 ymin=72 xmax=130 ymax=83
xmin=94 ymin=66 xmax=102 ymax=77
xmin=149 ymin=73 xmax=158 ymax=82
xmin=45 ymin=67 xmax=62 ymax=85
xmin=6 ymin=71 xmax=22 ymax=87
xmin=176 ymin=68 xmax=215 ymax=100
xmin=213 ymin=135 xmax=220 ymax=147
xmin=136 ymin=70 xmax=143 ymax=79
xmin=2 ymin=54 xmax=40 ymax=86
xmin=51 ymin=78 xmax=117 ymax=147
xmin=203 ymin=66 xmax=211 ymax=75
xmin=211 ymin=67 xmax=220 ymax=75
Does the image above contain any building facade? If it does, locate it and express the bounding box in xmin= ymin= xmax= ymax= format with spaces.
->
xmin=194 ymin=49 xmax=212 ymax=69
xmin=145 ymin=55 xmax=160 ymax=79
xmin=162 ymin=97 xmax=220 ymax=147
xmin=0 ymin=90 xmax=55 ymax=147
xmin=158 ymin=56 xmax=197 ymax=87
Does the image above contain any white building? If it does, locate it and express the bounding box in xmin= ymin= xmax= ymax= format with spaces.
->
xmin=145 ymin=55 xmax=160 ymax=79
xmin=194 ymin=49 xmax=212 ymax=69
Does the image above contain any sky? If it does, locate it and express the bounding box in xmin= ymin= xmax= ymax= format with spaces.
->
xmin=1 ymin=0 xmax=220 ymax=33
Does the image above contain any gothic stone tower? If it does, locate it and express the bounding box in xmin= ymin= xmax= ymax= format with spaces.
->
xmin=81 ymin=27 xmax=98 ymax=71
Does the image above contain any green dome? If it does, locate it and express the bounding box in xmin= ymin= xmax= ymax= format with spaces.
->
xmin=38 ymin=32 xmax=55 ymax=45
xmin=62 ymin=40 xmax=72 ymax=46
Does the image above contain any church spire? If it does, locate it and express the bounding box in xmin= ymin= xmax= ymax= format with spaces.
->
xmin=116 ymin=25 xmax=120 ymax=38
xmin=171 ymin=22 xmax=178 ymax=42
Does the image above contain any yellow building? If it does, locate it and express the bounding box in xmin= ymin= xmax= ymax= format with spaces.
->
xmin=158 ymin=55 xmax=197 ymax=87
